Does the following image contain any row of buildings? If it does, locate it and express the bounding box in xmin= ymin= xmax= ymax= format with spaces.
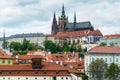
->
xmin=0 ymin=48 xmax=84 ymax=80
xmin=0 ymin=45 xmax=120 ymax=80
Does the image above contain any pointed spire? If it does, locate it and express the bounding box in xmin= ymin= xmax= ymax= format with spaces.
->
xmin=62 ymin=4 xmax=65 ymax=14
xmin=61 ymin=4 xmax=66 ymax=19
xmin=53 ymin=11 xmax=56 ymax=21
xmin=2 ymin=30 xmax=6 ymax=50
xmin=74 ymin=11 xmax=76 ymax=24
xmin=52 ymin=12 xmax=58 ymax=34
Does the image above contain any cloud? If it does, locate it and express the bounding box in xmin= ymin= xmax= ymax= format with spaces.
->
xmin=0 ymin=0 xmax=120 ymax=37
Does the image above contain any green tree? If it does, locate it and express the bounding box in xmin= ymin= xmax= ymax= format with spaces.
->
xmin=83 ymin=47 xmax=87 ymax=52
xmin=36 ymin=46 xmax=45 ymax=50
xmin=9 ymin=41 xmax=21 ymax=51
xmin=56 ymin=44 xmax=62 ymax=53
xmin=69 ymin=44 xmax=76 ymax=52
xmin=89 ymin=58 xmax=107 ymax=80
xmin=62 ymin=42 xmax=69 ymax=52
xmin=82 ymin=74 xmax=88 ymax=80
xmin=9 ymin=38 xmax=44 ymax=55
xmin=105 ymin=63 xmax=120 ymax=80
xmin=109 ymin=42 xmax=114 ymax=46
xmin=99 ymin=42 xmax=107 ymax=46
xmin=76 ymin=44 xmax=82 ymax=52
xmin=21 ymin=38 xmax=30 ymax=50
xmin=43 ymin=40 xmax=56 ymax=53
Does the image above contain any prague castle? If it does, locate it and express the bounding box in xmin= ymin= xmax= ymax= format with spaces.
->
xmin=51 ymin=5 xmax=94 ymax=34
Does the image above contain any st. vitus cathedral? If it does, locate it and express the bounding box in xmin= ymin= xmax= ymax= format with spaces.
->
xmin=51 ymin=5 xmax=94 ymax=34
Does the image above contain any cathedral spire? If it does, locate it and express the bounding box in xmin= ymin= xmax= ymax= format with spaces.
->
xmin=2 ymin=30 xmax=6 ymax=50
xmin=74 ymin=11 xmax=76 ymax=24
xmin=53 ymin=12 xmax=56 ymax=21
xmin=61 ymin=4 xmax=66 ymax=19
xmin=51 ymin=12 xmax=58 ymax=34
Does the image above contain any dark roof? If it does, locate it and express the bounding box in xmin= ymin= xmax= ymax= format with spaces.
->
xmin=0 ymin=33 xmax=45 ymax=41
xmin=65 ymin=23 xmax=74 ymax=28
xmin=9 ymin=33 xmax=45 ymax=38
xmin=65 ymin=21 xmax=93 ymax=29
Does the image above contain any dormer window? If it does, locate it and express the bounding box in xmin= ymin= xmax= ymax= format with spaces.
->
xmin=34 ymin=70 xmax=38 ymax=74
xmin=9 ymin=72 xmax=12 ymax=74
xmin=8 ymin=60 xmax=11 ymax=64
xmin=2 ymin=59 xmax=5 ymax=63
xmin=78 ymin=64 xmax=81 ymax=66
xmin=43 ymin=71 xmax=47 ymax=74
xmin=56 ymin=70 xmax=59 ymax=74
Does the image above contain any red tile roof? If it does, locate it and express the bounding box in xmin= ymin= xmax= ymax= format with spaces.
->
xmin=0 ymin=49 xmax=12 ymax=59
xmin=0 ymin=62 xmax=79 ymax=76
xmin=55 ymin=30 xmax=103 ymax=37
xmin=63 ymin=62 xmax=84 ymax=70
xmin=88 ymin=46 xmax=120 ymax=54
xmin=104 ymin=34 xmax=120 ymax=38
xmin=13 ymin=55 xmax=43 ymax=60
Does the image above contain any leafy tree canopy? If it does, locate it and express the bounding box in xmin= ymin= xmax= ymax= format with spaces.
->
xmin=105 ymin=63 xmax=120 ymax=80
xmin=89 ymin=58 xmax=107 ymax=80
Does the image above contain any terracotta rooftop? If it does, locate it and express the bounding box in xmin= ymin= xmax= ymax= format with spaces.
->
xmin=0 ymin=62 xmax=79 ymax=76
xmin=0 ymin=49 xmax=12 ymax=59
xmin=13 ymin=55 xmax=44 ymax=60
xmin=55 ymin=30 xmax=103 ymax=37
xmin=88 ymin=46 xmax=120 ymax=54
xmin=104 ymin=34 xmax=120 ymax=38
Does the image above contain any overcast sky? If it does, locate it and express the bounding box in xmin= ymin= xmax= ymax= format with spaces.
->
xmin=0 ymin=0 xmax=120 ymax=37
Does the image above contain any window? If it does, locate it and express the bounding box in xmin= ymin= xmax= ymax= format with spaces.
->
xmin=66 ymin=77 xmax=68 ymax=79
xmin=116 ymin=58 xmax=118 ymax=62
xmin=61 ymin=77 xmax=63 ymax=79
xmin=105 ymin=58 xmax=107 ymax=62
xmin=73 ymin=40 xmax=75 ymax=44
xmin=8 ymin=60 xmax=11 ymax=64
xmin=92 ymin=58 xmax=94 ymax=62
xmin=68 ymin=41 xmax=71 ymax=44
xmin=43 ymin=71 xmax=47 ymax=74
xmin=77 ymin=40 xmax=80 ymax=44
xmin=53 ymin=77 xmax=56 ymax=80
xmin=109 ymin=58 xmax=112 ymax=62
xmin=44 ymin=77 xmax=46 ymax=79
xmin=2 ymin=59 xmax=5 ymax=63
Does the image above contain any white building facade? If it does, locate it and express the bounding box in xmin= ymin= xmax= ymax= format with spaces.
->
xmin=85 ymin=46 xmax=120 ymax=80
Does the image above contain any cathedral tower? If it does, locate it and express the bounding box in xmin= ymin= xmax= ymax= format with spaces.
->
xmin=58 ymin=5 xmax=68 ymax=32
xmin=51 ymin=12 xmax=58 ymax=34
xmin=73 ymin=11 xmax=76 ymax=31
xmin=2 ymin=31 xmax=6 ymax=50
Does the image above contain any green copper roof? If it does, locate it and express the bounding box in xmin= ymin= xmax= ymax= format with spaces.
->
xmin=61 ymin=5 xmax=66 ymax=19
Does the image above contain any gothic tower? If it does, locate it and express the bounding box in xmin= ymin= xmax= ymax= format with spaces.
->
xmin=2 ymin=31 xmax=6 ymax=50
xmin=73 ymin=11 xmax=76 ymax=31
xmin=51 ymin=12 xmax=58 ymax=34
xmin=58 ymin=5 xmax=68 ymax=32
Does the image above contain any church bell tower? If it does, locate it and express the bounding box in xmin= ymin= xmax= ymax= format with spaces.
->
xmin=58 ymin=5 xmax=68 ymax=32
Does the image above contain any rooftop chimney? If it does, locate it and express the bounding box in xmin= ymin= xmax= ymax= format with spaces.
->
xmin=32 ymin=58 xmax=42 ymax=69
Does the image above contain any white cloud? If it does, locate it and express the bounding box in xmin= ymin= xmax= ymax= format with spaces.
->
xmin=0 ymin=0 xmax=120 ymax=37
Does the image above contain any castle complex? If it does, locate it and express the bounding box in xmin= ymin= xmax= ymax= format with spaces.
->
xmin=51 ymin=5 xmax=94 ymax=34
